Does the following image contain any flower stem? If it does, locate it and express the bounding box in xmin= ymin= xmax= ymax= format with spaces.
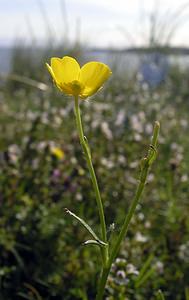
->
xmin=95 ymin=121 xmax=160 ymax=300
xmin=96 ymin=266 xmax=111 ymax=300
xmin=74 ymin=96 xmax=107 ymax=247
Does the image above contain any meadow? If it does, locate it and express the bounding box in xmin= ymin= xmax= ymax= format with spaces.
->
xmin=0 ymin=47 xmax=189 ymax=299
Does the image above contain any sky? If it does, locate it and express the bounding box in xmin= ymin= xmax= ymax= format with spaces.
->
xmin=1 ymin=0 xmax=189 ymax=48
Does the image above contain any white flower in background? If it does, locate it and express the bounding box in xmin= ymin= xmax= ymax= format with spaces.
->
xmin=135 ymin=232 xmax=148 ymax=243
xmin=126 ymin=263 xmax=139 ymax=275
xmin=155 ymin=261 xmax=164 ymax=274
xmin=101 ymin=121 xmax=113 ymax=140
xmin=178 ymin=241 xmax=189 ymax=262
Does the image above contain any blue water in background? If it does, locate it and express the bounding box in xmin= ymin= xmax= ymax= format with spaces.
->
xmin=0 ymin=47 xmax=12 ymax=73
xmin=1 ymin=47 xmax=189 ymax=86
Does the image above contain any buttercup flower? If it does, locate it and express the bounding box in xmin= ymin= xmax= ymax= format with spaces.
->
xmin=51 ymin=147 xmax=65 ymax=160
xmin=46 ymin=56 xmax=112 ymax=99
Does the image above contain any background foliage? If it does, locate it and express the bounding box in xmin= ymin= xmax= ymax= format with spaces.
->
xmin=0 ymin=49 xmax=189 ymax=299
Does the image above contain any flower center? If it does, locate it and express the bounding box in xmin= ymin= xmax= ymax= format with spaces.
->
xmin=69 ymin=80 xmax=84 ymax=95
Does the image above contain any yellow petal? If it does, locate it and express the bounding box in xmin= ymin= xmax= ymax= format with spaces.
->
xmin=51 ymin=147 xmax=65 ymax=160
xmin=51 ymin=56 xmax=80 ymax=84
xmin=46 ymin=63 xmax=56 ymax=82
xmin=80 ymin=62 xmax=112 ymax=97
xmin=58 ymin=82 xmax=74 ymax=94
xmin=46 ymin=63 xmax=69 ymax=93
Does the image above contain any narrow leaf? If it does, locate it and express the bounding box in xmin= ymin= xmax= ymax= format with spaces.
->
xmin=135 ymin=254 xmax=154 ymax=287
xmin=135 ymin=267 xmax=154 ymax=288
xmin=10 ymin=248 xmax=25 ymax=269
xmin=156 ymin=290 xmax=165 ymax=300
xmin=83 ymin=240 xmax=107 ymax=247
xmin=185 ymin=287 xmax=189 ymax=300
xmin=65 ymin=208 xmax=106 ymax=246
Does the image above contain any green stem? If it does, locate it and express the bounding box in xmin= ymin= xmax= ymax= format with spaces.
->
xmin=96 ymin=182 xmax=145 ymax=300
xmin=95 ymin=121 xmax=160 ymax=300
xmin=74 ymin=96 xmax=107 ymax=246
xmin=96 ymin=266 xmax=111 ymax=300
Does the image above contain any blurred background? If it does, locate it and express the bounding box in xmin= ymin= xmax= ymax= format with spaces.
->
xmin=0 ymin=1 xmax=189 ymax=299
xmin=2 ymin=0 xmax=189 ymax=76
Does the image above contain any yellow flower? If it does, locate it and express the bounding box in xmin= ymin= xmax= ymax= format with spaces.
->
xmin=51 ymin=147 xmax=65 ymax=160
xmin=46 ymin=56 xmax=112 ymax=99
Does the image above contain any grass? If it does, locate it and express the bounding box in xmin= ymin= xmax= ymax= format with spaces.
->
xmin=0 ymin=52 xmax=189 ymax=299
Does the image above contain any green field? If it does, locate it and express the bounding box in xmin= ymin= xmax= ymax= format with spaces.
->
xmin=0 ymin=50 xmax=189 ymax=299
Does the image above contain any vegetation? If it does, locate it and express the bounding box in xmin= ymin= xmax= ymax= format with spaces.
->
xmin=0 ymin=50 xmax=189 ymax=299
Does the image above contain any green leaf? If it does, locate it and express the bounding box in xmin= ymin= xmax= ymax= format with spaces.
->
xmin=83 ymin=240 xmax=107 ymax=247
xmin=65 ymin=208 xmax=107 ymax=247
xmin=10 ymin=248 xmax=25 ymax=270
xmin=135 ymin=254 xmax=154 ymax=288
xmin=156 ymin=290 xmax=165 ymax=300
xmin=185 ymin=287 xmax=189 ymax=300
